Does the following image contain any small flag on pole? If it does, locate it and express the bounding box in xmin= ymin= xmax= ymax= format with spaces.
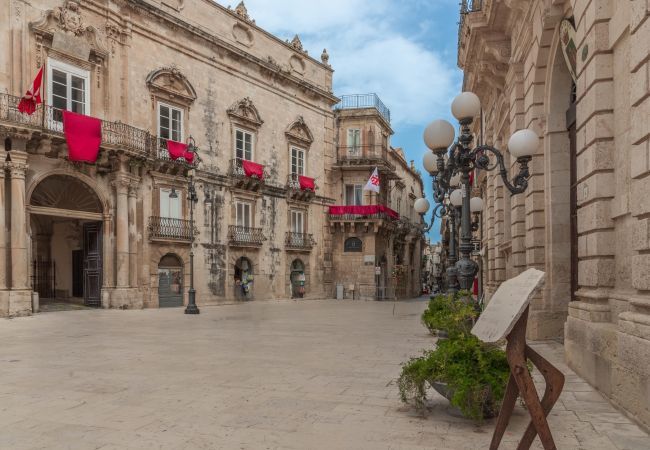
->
xmin=18 ymin=67 xmax=44 ymax=115
xmin=364 ymin=167 xmax=380 ymax=193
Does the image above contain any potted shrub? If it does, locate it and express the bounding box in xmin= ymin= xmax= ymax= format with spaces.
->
xmin=398 ymin=334 xmax=509 ymax=421
xmin=421 ymin=291 xmax=477 ymax=338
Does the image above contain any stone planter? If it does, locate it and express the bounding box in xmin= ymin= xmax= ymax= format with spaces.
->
xmin=430 ymin=381 xmax=498 ymax=420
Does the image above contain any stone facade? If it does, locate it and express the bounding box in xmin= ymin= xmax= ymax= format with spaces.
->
xmin=328 ymin=100 xmax=425 ymax=300
xmin=0 ymin=0 xmax=424 ymax=314
xmin=458 ymin=0 xmax=650 ymax=428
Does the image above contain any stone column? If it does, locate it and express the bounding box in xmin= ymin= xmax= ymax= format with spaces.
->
xmin=0 ymin=151 xmax=6 ymax=291
xmin=113 ymin=177 xmax=130 ymax=288
xmin=128 ymin=183 xmax=138 ymax=288
xmin=8 ymin=152 xmax=29 ymax=290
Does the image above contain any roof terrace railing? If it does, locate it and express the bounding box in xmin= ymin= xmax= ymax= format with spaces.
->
xmin=335 ymin=94 xmax=391 ymax=124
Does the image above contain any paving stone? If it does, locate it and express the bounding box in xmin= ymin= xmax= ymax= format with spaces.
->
xmin=0 ymin=299 xmax=647 ymax=449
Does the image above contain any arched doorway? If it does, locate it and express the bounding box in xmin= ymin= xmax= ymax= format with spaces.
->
xmin=234 ymin=257 xmax=253 ymax=300
xmin=29 ymin=174 xmax=104 ymax=308
xmin=290 ymin=259 xmax=305 ymax=298
xmin=158 ymin=254 xmax=183 ymax=307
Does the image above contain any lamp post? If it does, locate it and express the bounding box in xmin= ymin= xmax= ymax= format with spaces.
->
xmin=184 ymin=136 xmax=200 ymax=315
xmin=416 ymin=92 xmax=539 ymax=293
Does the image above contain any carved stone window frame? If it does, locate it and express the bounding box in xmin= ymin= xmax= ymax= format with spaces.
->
xmin=146 ymin=67 xmax=197 ymax=138
xmin=227 ymin=98 xmax=264 ymax=161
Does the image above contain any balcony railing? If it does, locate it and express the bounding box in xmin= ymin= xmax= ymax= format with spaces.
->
xmin=328 ymin=205 xmax=399 ymax=222
xmin=0 ymin=92 xmax=188 ymax=163
xmin=335 ymin=94 xmax=391 ymax=124
xmin=336 ymin=145 xmax=396 ymax=171
xmin=228 ymin=225 xmax=266 ymax=246
xmin=285 ymin=232 xmax=315 ymax=250
xmin=148 ymin=216 xmax=194 ymax=241
xmin=228 ymin=158 xmax=267 ymax=179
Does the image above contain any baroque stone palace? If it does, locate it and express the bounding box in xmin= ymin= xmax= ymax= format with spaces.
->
xmin=0 ymin=1 xmax=424 ymax=314
xmin=459 ymin=0 xmax=650 ymax=428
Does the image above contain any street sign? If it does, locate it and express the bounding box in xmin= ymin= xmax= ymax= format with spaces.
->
xmin=375 ymin=266 xmax=381 ymax=275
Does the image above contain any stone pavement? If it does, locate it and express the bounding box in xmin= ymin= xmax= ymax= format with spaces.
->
xmin=0 ymin=299 xmax=647 ymax=450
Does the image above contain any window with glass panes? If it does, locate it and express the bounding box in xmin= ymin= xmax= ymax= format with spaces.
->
xmin=235 ymin=129 xmax=253 ymax=160
xmin=236 ymin=202 xmax=252 ymax=228
xmin=47 ymin=59 xmax=89 ymax=122
xmin=159 ymin=188 xmax=181 ymax=219
xmin=290 ymin=210 xmax=304 ymax=233
xmin=347 ymin=128 xmax=361 ymax=155
xmin=345 ymin=184 xmax=363 ymax=206
xmin=158 ymin=103 xmax=183 ymax=142
xmin=291 ymin=147 xmax=305 ymax=175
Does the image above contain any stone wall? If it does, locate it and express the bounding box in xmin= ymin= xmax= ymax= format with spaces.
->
xmin=459 ymin=0 xmax=650 ymax=429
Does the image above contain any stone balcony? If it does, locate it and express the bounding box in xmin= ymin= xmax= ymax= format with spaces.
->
xmin=285 ymin=232 xmax=315 ymax=252
xmin=334 ymin=144 xmax=397 ymax=176
xmin=147 ymin=216 xmax=195 ymax=243
xmin=0 ymin=93 xmax=194 ymax=171
xmin=328 ymin=204 xmax=399 ymax=233
xmin=286 ymin=173 xmax=316 ymax=201
xmin=228 ymin=225 xmax=266 ymax=247
xmin=228 ymin=158 xmax=267 ymax=191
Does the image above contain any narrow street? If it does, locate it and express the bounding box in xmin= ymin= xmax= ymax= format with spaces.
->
xmin=1 ymin=299 xmax=647 ymax=449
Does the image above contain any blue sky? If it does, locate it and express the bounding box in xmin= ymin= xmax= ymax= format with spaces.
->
xmin=216 ymin=0 xmax=464 ymax=242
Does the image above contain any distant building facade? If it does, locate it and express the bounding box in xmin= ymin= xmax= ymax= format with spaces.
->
xmin=0 ymin=0 xmax=424 ymax=315
xmin=458 ymin=0 xmax=650 ymax=428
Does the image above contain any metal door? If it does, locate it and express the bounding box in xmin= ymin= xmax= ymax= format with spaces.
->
xmin=158 ymin=268 xmax=183 ymax=307
xmin=83 ymin=222 xmax=103 ymax=307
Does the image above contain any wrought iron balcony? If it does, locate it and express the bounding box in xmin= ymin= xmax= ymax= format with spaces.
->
xmin=328 ymin=205 xmax=399 ymax=230
xmin=286 ymin=173 xmax=316 ymax=200
xmin=148 ymin=216 xmax=194 ymax=242
xmin=335 ymin=144 xmax=396 ymax=173
xmin=285 ymin=232 xmax=315 ymax=251
xmin=228 ymin=225 xmax=266 ymax=247
xmin=155 ymin=138 xmax=197 ymax=168
xmin=228 ymin=158 xmax=267 ymax=191
xmin=335 ymin=94 xmax=391 ymax=124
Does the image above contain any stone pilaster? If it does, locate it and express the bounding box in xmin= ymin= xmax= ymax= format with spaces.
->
xmin=0 ymin=144 xmax=7 ymax=316
xmin=128 ymin=183 xmax=138 ymax=288
xmin=113 ymin=176 xmax=130 ymax=288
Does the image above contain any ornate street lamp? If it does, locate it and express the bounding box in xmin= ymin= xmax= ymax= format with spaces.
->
xmin=184 ymin=136 xmax=200 ymax=315
xmin=416 ymin=91 xmax=539 ymax=292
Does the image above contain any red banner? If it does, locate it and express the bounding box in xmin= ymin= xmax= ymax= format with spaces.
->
xmin=166 ymin=140 xmax=195 ymax=163
xmin=63 ymin=110 xmax=102 ymax=163
xmin=298 ymin=175 xmax=315 ymax=191
xmin=328 ymin=204 xmax=399 ymax=219
xmin=242 ymin=160 xmax=264 ymax=179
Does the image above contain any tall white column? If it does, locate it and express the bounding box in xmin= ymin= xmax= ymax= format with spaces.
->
xmin=0 ymin=150 xmax=6 ymax=290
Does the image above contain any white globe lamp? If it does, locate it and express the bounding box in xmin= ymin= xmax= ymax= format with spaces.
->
xmin=450 ymin=189 xmax=463 ymax=207
xmin=423 ymin=152 xmax=438 ymax=175
xmin=423 ymin=119 xmax=455 ymax=152
xmin=449 ymin=173 xmax=461 ymax=187
xmin=451 ymin=92 xmax=481 ymax=121
xmin=414 ymin=198 xmax=430 ymax=215
xmin=508 ymin=129 xmax=539 ymax=158
xmin=470 ymin=197 xmax=484 ymax=213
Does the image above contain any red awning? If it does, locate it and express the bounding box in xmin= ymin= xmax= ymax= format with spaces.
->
xmin=328 ymin=205 xmax=399 ymax=219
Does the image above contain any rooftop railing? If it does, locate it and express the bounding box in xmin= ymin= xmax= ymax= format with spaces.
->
xmin=335 ymin=94 xmax=391 ymax=124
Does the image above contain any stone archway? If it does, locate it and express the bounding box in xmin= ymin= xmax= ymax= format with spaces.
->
xmin=233 ymin=256 xmax=254 ymax=300
xmin=158 ymin=253 xmax=184 ymax=308
xmin=289 ymin=258 xmax=306 ymax=299
xmin=28 ymin=174 xmax=105 ymax=308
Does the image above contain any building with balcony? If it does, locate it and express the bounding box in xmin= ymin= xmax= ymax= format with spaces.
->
xmin=0 ymin=0 xmax=338 ymax=312
xmin=327 ymin=95 xmax=425 ymax=299
xmin=458 ymin=0 xmax=650 ymax=428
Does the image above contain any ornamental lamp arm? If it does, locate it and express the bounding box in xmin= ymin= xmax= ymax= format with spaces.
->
xmin=472 ymin=144 xmax=531 ymax=195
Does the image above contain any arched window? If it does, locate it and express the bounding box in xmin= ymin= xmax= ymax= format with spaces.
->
xmin=344 ymin=237 xmax=363 ymax=252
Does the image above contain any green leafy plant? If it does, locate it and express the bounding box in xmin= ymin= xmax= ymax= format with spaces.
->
xmin=398 ymin=334 xmax=509 ymax=421
xmin=421 ymin=291 xmax=478 ymax=338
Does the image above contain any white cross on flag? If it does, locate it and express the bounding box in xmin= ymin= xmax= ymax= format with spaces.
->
xmin=364 ymin=167 xmax=380 ymax=193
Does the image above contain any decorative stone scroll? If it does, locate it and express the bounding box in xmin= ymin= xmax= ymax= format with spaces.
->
xmin=472 ymin=268 xmax=565 ymax=450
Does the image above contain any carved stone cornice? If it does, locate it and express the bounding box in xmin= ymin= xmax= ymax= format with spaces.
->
xmin=29 ymin=0 xmax=109 ymax=62
xmin=285 ymin=116 xmax=314 ymax=148
xmin=146 ymin=66 xmax=197 ymax=106
xmin=227 ymin=97 xmax=263 ymax=130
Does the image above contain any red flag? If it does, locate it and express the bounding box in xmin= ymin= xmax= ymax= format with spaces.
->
xmin=18 ymin=67 xmax=44 ymax=115
xmin=63 ymin=110 xmax=102 ymax=163
xmin=298 ymin=175 xmax=315 ymax=191
xmin=242 ymin=160 xmax=264 ymax=179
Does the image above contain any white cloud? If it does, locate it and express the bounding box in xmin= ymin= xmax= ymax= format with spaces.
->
xmin=215 ymin=0 xmax=461 ymax=127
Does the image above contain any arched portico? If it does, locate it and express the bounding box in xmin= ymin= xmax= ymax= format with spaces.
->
xmin=27 ymin=174 xmax=106 ymax=308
